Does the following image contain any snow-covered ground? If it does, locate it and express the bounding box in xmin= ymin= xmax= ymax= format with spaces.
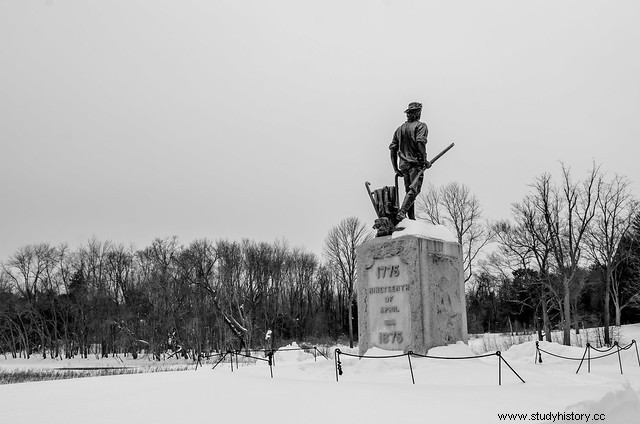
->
xmin=1 ymin=324 xmax=639 ymax=424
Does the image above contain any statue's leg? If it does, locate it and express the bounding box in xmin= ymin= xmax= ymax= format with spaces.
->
xmin=408 ymin=203 xmax=416 ymax=220
xmin=395 ymin=173 xmax=411 ymax=222
xmin=407 ymin=169 xmax=424 ymax=220
xmin=399 ymin=191 xmax=416 ymax=220
xmin=398 ymin=168 xmax=423 ymax=221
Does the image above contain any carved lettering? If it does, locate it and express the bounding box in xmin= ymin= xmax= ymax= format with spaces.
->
xmin=378 ymin=331 xmax=403 ymax=345
xmin=368 ymin=284 xmax=410 ymax=295
xmin=376 ymin=265 xmax=400 ymax=279
xmin=380 ymin=305 xmax=400 ymax=314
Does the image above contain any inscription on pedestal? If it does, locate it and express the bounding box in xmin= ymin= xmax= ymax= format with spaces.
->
xmin=366 ymin=255 xmax=410 ymax=351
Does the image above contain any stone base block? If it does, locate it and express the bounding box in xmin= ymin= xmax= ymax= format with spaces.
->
xmin=357 ymin=234 xmax=468 ymax=355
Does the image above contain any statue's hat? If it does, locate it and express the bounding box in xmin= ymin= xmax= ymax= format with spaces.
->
xmin=404 ymin=102 xmax=422 ymax=113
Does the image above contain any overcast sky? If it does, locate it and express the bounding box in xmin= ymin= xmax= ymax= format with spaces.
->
xmin=1 ymin=0 xmax=639 ymax=261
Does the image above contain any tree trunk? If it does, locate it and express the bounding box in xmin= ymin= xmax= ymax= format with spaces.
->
xmin=563 ymin=279 xmax=571 ymax=345
xmin=8 ymin=321 xmax=18 ymax=358
xmin=348 ymin=298 xmax=354 ymax=349
xmin=541 ymin=292 xmax=552 ymax=342
xmin=570 ymin=295 xmax=580 ymax=336
xmin=603 ymin=272 xmax=611 ymax=345
xmin=535 ymin=309 xmax=542 ymax=341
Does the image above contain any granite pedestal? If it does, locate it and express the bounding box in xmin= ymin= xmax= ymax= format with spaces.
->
xmin=356 ymin=234 xmax=468 ymax=355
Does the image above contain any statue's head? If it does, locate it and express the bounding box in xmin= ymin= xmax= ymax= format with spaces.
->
xmin=404 ymin=102 xmax=422 ymax=122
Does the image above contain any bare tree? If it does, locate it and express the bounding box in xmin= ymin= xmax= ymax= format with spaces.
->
xmin=2 ymin=243 xmax=57 ymax=303
xmin=491 ymin=196 xmax=555 ymax=341
xmin=104 ymin=244 xmax=136 ymax=306
xmin=323 ymin=217 xmax=372 ymax=348
xmin=177 ymin=238 xmax=222 ymax=355
xmin=281 ymin=247 xmax=318 ymax=340
xmin=416 ymin=182 xmax=493 ymax=282
xmin=532 ymin=164 xmax=602 ymax=345
xmin=135 ymin=236 xmax=185 ymax=358
xmin=585 ymin=174 xmax=636 ymax=342
xmin=1 ymin=243 xmax=59 ymax=357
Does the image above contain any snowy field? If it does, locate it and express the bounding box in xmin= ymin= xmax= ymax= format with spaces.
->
xmin=1 ymin=324 xmax=639 ymax=424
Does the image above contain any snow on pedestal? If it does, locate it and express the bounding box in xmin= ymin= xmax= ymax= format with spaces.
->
xmin=391 ymin=219 xmax=457 ymax=243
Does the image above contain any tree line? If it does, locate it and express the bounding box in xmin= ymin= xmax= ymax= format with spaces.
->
xmin=0 ymin=226 xmax=369 ymax=359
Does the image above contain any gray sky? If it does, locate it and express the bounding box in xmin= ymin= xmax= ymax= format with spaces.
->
xmin=1 ymin=0 xmax=639 ymax=261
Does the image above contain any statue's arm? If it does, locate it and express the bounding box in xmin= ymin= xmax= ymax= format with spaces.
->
xmin=417 ymin=142 xmax=430 ymax=169
xmin=389 ymin=135 xmax=402 ymax=177
xmin=390 ymin=148 xmax=402 ymax=176
xmin=417 ymin=123 xmax=430 ymax=169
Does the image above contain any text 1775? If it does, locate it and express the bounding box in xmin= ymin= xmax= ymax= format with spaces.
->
xmin=377 ymin=265 xmax=400 ymax=279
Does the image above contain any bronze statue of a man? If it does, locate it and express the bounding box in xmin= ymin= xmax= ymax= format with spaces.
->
xmin=389 ymin=102 xmax=431 ymax=222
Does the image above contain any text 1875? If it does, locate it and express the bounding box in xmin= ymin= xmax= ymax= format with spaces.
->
xmin=379 ymin=331 xmax=403 ymax=344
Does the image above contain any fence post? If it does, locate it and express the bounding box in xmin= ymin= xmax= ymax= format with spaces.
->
xmin=497 ymin=351 xmax=502 ymax=385
xmin=212 ymin=352 xmax=227 ymax=370
xmin=576 ymin=345 xmax=589 ymax=374
xmin=499 ymin=354 xmax=526 ymax=384
xmin=535 ymin=341 xmax=543 ymax=364
xmin=615 ymin=342 xmax=623 ymax=374
xmin=407 ymin=353 xmax=415 ymax=385
xmin=334 ymin=349 xmax=342 ymax=382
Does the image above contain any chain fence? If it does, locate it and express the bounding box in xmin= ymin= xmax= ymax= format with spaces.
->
xmin=535 ymin=340 xmax=640 ymax=374
xmin=334 ymin=348 xmax=525 ymax=386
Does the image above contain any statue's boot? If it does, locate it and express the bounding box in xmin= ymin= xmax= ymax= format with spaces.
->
xmin=396 ymin=191 xmax=417 ymax=223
